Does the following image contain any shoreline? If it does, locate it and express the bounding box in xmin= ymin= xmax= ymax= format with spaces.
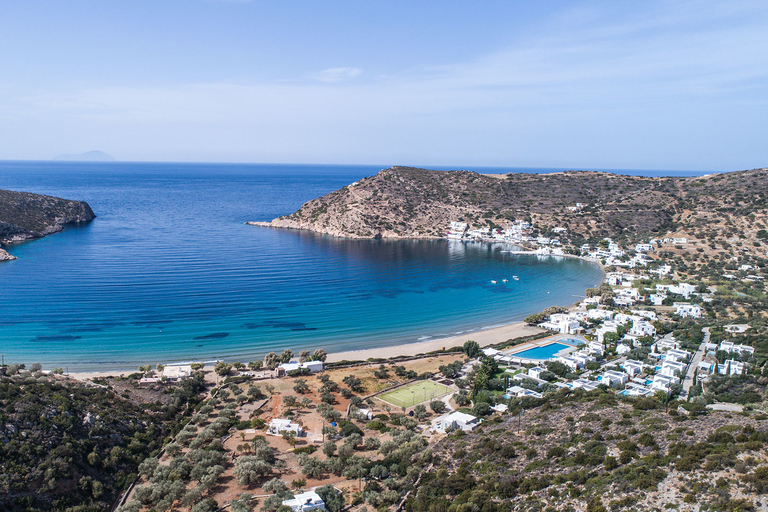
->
xmin=65 ymin=321 xmax=545 ymax=380
xmin=59 ymin=242 xmax=604 ymax=380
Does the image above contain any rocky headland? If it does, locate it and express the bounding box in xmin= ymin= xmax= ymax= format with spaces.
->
xmin=0 ymin=188 xmax=96 ymax=259
xmin=250 ymin=166 xmax=768 ymax=246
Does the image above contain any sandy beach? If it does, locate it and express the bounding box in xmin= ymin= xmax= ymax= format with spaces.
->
xmin=324 ymin=321 xmax=543 ymax=363
xmin=65 ymin=321 xmax=544 ymax=380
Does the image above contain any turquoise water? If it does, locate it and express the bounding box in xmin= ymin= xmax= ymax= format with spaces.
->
xmin=513 ymin=342 xmax=570 ymax=360
xmin=0 ymin=162 xmax=605 ymax=371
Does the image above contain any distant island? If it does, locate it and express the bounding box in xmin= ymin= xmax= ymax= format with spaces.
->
xmin=53 ymin=150 xmax=115 ymax=162
xmin=0 ymin=188 xmax=96 ymax=261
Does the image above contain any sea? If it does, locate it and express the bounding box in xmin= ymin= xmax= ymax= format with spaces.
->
xmin=0 ymin=161 xmax=711 ymax=371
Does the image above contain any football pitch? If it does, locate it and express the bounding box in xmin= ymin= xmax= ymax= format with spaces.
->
xmin=378 ymin=380 xmax=453 ymax=408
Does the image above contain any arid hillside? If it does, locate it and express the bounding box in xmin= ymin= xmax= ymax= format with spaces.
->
xmin=254 ymin=166 xmax=768 ymax=248
xmin=0 ymin=188 xmax=96 ymax=245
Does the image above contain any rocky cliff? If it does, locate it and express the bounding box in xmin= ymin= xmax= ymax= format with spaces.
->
xmin=250 ymin=166 xmax=768 ymax=245
xmin=0 ymin=188 xmax=96 ymax=250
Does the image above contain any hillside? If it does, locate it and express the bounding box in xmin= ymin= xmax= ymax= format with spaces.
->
xmin=0 ymin=366 xmax=206 ymax=511
xmin=0 ymin=188 xmax=96 ymax=247
xmin=252 ymin=166 xmax=768 ymax=248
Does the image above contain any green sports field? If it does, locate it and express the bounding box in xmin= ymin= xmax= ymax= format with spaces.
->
xmin=378 ymin=380 xmax=453 ymax=408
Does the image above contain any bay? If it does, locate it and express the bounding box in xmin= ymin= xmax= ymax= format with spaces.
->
xmin=0 ymin=161 xmax=680 ymax=371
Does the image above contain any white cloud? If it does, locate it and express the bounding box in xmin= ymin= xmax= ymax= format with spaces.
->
xmin=311 ymin=67 xmax=363 ymax=83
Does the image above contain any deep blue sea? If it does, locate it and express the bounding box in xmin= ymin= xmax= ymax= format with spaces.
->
xmin=0 ymin=161 xmax=706 ymax=371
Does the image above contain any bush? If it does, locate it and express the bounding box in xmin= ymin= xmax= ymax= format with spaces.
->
xmin=430 ymin=401 xmax=446 ymax=414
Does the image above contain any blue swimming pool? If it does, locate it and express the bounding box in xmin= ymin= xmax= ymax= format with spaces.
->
xmin=513 ymin=342 xmax=570 ymax=360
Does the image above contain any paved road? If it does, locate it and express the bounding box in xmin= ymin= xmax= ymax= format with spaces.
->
xmin=681 ymin=326 xmax=709 ymax=399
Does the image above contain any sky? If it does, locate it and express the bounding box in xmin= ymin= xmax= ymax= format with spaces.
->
xmin=1 ymin=1 xmax=767 ymax=170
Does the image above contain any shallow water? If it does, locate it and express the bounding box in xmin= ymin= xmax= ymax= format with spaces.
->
xmin=0 ymin=162 xmax=607 ymax=370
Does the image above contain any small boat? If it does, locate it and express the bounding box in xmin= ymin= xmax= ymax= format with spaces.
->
xmin=502 ymin=279 xmax=508 ymax=283
xmin=513 ymin=276 xmax=519 ymax=281
xmin=491 ymin=280 xmax=497 ymax=284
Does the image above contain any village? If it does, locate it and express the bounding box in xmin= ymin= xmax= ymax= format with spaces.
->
xmin=111 ymin=217 xmax=768 ymax=512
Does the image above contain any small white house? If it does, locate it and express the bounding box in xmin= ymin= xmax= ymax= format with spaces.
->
xmin=616 ymin=343 xmax=632 ymax=356
xmin=587 ymin=340 xmax=605 ymax=356
xmin=278 ymin=360 xmax=325 ymax=375
xmin=571 ymin=379 xmax=600 ymax=392
xmin=675 ymin=303 xmax=702 ymax=318
xmin=528 ymin=366 xmax=547 ymax=380
xmin=660 ymin=360 xmax=686 ymax=378
xmin=622 ymin=360 xmax=644 ymax=377
xmin=282 ymin=491 xmax=326 ymax=512
xmin=491 ymin=403 xmax=509 ymax=413
xmin=506 ymin=385 xmax=543 ymax=399
xmin=665 ymin=349 xmax=691 ymax=363
xmin=162 ymin=365 xmax=193 ymax=381
xmin=268 ymin=419 xmax=303 ymax=436
xmin=601 ymin=371 xmax=629 ymax=386
xmin=438 ymin=411 xmax=479 ymax=432
xmin=651 ymin=374 xmax=677 ymax=392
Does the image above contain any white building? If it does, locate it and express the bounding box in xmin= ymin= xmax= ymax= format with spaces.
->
xmin=660 ymin=360 xmax=686 ymax=378
xmin=162 ymin=365 xmax=193 ymax=381
xmin=528 ymin=366 xmax=547 ymax=380
xmin=278 ymin=360 xmax=325 ymax=375
xmin=622 ymin=360 xmax=645 ymax=377
xmin=601 ymin=371 xmax=629 ymax=386
xmin=282 ymin=491 xmax=326 ymax=512
xmin=651 ymin=374 xmax=677 ymax=392
xmin=587 ymin=309 xmax=614 ymax=321
xmin=665 ymin=349 xmax=691 ymax=363
xmin=719 ymin=341 xmax=755 ymax=357
xmin=506 ymin=385 xmax=543 ymax=399
xmin=616 ymin=343 xmax=632 ymax=356
xmin=629 ymin=320 xmax=656 ymax=338
xmin=635 ymin=243 xmax=654 ymax=252
xmin=674 ymin=303 xmax=702 ymax=318
xmin=649 ymin=293 xmax=667 ymax=306
xmin=587 ymin=340 xmax=605 ymax=356
xmin=571 ymin=379 xmax=600 ymax=392
xmin=438 ymin=411 xmax=480 ymax=432
xmin=268 ymin=419 xmax=303 ymax=436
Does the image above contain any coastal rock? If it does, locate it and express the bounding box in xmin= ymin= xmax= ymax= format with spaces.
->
xmin=0 ymin=248 xmax=16 ymax=261
xmin=249 ymin=165 xmax=768 ymax=243
xmin=0 ymin=188 xmax=96 ymax=247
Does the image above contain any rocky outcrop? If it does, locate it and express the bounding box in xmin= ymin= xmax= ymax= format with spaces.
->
xmin=250 ymin=166 xmax=768 ymax=245
xmin=0 ymin=188 xmax=96 ymax=249
xmin=0 ymin=248 xmax=16 ymax=261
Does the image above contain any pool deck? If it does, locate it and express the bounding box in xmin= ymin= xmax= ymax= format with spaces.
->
xmin=501 ymin=334 xmax=586 ymax=362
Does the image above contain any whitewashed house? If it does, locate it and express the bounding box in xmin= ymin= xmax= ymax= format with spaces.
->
xmin=629 ymin=320 xmax=656 ymax=338
xmin=660 ymin=360 xmax=686 ymax=378
xmin=162 ymin=365 xmax=193 ymax=381
xmin=601 ymin=371 xmax=629 ymax=386
xmin=571 ymin=379 xmax=600 ymax=392
xmin=674 ymin=303 xmax=702 ymax=318
xmin=587 ymin=340 xmax=605 ymax=356
xmin=622 ymin=360 xmax=645 ymax=377
xmin=506 ymin=385 xmax=543 ymax=399
xmin=588 ymin=309 xmax=614 ymax=321
xmin=528 ymin=367 xmax=547 ymax=380
xmin=282 ymin=491 xmax=326 ymax=512
xmin=268 ymin=419 xmax=303 ymax=436
xmin=666 ymin=349 xmax=691 ymax=363
xmin=438 ymin=411 xmax=479 ymax=432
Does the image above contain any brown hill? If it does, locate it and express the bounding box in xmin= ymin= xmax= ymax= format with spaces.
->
xmin=0 ymin=188 xmax=96 ymax=246
xmin=253 ymin=166 xmax=768 ymax=247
